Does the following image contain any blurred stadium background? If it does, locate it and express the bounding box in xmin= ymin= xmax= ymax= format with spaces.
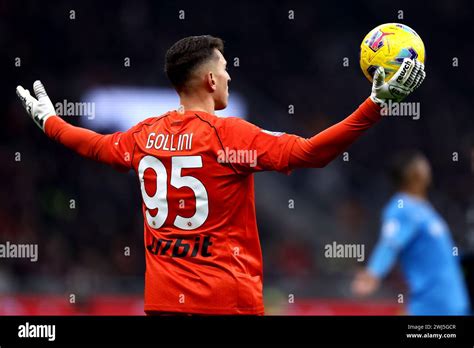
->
xmin=0 ymin=0 xmax=473 ymax=314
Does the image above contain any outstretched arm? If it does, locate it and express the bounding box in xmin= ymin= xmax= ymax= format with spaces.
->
xmin=289 ymin=98 xmax=380 ymax=169
xmin=217 ymin=59 xmax=425 ymax=175
xmin=16 ymin=81 xmax=135 ymax=171
xmin=352 ymin=213 xmax=418 ymax=297
xmin=289 ymin=59 xmax=425 ymax=169
xmin=351 ymin=234 xmax=400 ymax=298
xmin=45 ymin=117 xmax=132 ymax=170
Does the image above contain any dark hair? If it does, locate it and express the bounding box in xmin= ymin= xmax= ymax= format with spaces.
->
xmin=164 ymin=35 xmax=224 ymax=91
xmin=388 ymin=150 xmax=424 ymax=188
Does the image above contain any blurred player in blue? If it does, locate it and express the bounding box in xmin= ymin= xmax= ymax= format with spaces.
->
xmin=352 ymin=151 xmax=471 ymax=315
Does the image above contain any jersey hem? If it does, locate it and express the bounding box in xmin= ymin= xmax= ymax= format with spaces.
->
xmin=144 ymin=304 xmax=265 ymax=315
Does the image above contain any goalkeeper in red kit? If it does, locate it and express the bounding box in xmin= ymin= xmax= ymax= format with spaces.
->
xmin=16 ymin=35 xmax=425 ymax=315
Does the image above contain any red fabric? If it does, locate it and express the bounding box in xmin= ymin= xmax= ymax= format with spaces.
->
xmin=42 ymin=98 xmax=380 ymax=315
xmin=45 ymin=116 xmax=143 ymax=172
xmin=289 ymin=98 xmax=381 ymax=169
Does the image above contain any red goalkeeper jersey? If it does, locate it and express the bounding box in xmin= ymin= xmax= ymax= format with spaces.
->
xmin=44 ymin=98 xmax=380 ymax=315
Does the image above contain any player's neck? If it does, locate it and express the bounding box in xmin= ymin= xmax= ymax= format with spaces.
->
xmin=179 ymin=93 xmax=215 ymax=115
xmin=400 ymin=187 xmax=428 ymax=201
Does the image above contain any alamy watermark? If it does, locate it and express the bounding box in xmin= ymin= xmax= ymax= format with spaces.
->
xmin=18 ymin=322 xmax=55 ymax=341
xmin=0 ymin=241 xmax=38 ymax=262
xmin=381 ymin=100 xmax=420 ymax=120
xmin=55 ymin=99 xmax=95 ymax=120
xmin=217 ymin=147 xmax=257 ymax=167
xmin=324 ymin=241 xmax=365 ymax=262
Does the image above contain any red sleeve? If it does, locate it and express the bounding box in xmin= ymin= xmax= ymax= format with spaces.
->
xmin=217 ymin=117 xmax=299 ymax=174
xmin=44 ymin=116 xmax=137 ymax=172
xmin=288 ymin=98 xmax=381 ymax=169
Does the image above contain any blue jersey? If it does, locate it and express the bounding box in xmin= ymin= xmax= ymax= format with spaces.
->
xmin=368 ymin=193 xmax=470 ymax=315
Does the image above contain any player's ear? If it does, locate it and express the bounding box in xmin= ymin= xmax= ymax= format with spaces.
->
xmin=207 ymin=72 xmax=217 ymax=91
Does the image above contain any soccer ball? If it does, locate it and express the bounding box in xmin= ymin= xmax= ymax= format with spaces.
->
xmin=359 ymin=23 xmax=425 ymax=82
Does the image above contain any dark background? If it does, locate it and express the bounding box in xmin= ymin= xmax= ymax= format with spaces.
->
xmin=0 ymin=0 xmax=473 ymax=314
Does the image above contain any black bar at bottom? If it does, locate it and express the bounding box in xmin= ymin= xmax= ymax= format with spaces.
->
xmin=0 ymin=315 xmax=472 ymax=346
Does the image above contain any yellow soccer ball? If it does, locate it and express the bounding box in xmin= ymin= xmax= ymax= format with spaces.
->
xmin=360 ymin=23 xmax=425 ymax=82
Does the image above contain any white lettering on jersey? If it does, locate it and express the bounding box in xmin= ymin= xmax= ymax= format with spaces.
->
xmin=146 ymin=133 xmax=193 ymax=151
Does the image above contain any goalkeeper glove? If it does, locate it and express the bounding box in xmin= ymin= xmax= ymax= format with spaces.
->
xmin=16 ymin=80 xmax=56 ymax=131
xmin=370 ymin=58 xmax=426 ymax=106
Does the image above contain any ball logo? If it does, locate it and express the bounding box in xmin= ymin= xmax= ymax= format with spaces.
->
xmin=367 ymin=30 xmax=394 ymax=52
xmin=394 ymin=47 xmax=419 ymax=64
